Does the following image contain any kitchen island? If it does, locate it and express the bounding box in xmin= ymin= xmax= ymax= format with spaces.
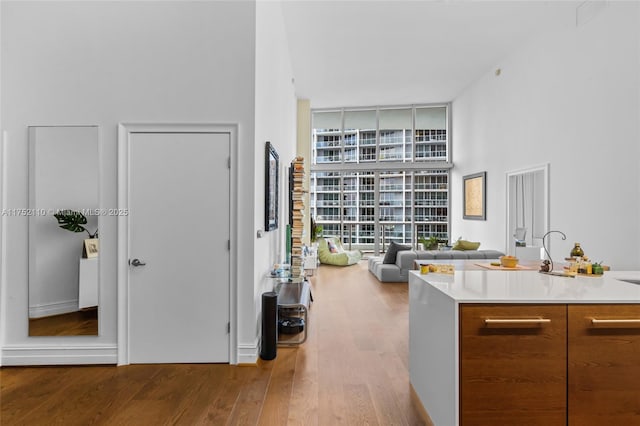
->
xmin=409 ymin=265 xmax=640 ymax=426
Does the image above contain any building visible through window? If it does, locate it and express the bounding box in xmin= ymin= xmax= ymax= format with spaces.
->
xmin=311 ymin=105 xmax=451 ymax=254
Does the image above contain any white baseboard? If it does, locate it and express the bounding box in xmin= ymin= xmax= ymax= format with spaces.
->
xmin=29 ymin=299 xmax=78 ymax=319
xmin=3 ymin=343 xmax=258 ymax=366
xmin=2 ymin=344 xmax=117 ymax=366
xmin=237 ymin=339 xmax=259 ymax=365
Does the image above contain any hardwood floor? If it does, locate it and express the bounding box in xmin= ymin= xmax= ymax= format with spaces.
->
xmin=28 ymin=307 xmax=98 ymax=336
xmin=1 ymin=261 xmax=431 ymax=425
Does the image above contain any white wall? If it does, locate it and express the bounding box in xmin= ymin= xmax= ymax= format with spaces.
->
xmin=451 ymin=2 xmax=640 ymax=269
xmin=1 ymin=1 xmax=258 ymax=363
xmin=251 ymin=0 xmax=296 ymax=361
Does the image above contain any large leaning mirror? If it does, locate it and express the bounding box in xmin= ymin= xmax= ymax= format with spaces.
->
xmin=28 ymin=126 xmax=99 ymax=336
xmin=506 ymin=164 xmax=549 ymax=260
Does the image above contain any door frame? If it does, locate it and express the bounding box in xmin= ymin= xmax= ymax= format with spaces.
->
xmin=505 ymin=163 xmax=550 ymax=256
xmin=117 ymin=123 xmax=238 ymax=365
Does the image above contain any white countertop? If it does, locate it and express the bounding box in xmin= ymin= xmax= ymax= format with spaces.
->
xmin=409 ymin=269 xmax=640 ymax=303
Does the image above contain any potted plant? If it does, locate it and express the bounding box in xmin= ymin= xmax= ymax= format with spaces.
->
xmin=419 ymin=235 xmax=440 ymax=250
xmin=310 ymin=216 xmax=323 ymax=243
xmin=54 ymin=210 xmax=98 ymax=239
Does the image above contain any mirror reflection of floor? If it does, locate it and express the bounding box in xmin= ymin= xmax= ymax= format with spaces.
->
xmin=29 ymin=307 xmax=98 ymax=336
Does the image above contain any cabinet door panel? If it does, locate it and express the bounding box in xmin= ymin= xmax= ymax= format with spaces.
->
xmin=460 ymin=304 xmax=567 ymax=426
xmin=568 ymin=304 xmax=640 ymax=425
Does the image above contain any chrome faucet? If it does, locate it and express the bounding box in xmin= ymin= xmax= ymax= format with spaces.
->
xmin=540 ymin=230 xmax=567 ymax=272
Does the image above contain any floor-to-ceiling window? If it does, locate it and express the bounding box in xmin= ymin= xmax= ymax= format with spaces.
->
xmin=310 ymin=105 xmax=451 ymax=254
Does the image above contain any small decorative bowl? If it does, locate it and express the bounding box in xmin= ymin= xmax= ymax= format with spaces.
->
xmin=500 ymin=256 xmax=519 ymax=268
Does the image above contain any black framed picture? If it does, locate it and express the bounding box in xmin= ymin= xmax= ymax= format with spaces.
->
xmin=463 ymin=171 xmax=486 ymax=220
xmin=264 ymin=141 xmax=279 ymax=231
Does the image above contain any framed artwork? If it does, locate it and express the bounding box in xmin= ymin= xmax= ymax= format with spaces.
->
xmin=463 ymin=171 xmax=486 ymax=220
xmin=83 ymin=238 xmax=99 ymax=258
xmin=264 ymin=141 xmax=279 ymax=231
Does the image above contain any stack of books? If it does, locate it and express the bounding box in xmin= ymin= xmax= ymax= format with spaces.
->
xmin=290 ymin=157 xmax=305 ymax=278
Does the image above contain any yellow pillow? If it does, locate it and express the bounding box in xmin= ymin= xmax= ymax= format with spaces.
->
xmin=452 ymin=239 xmax=481 ymax=251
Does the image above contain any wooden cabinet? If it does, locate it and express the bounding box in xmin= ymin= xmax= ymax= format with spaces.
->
xmin=568 ymin=304 xmax=640 ymax=425
xmin=459 ymin=304 xmax=640 ymax=426
xmin=460 ymin=304 xmax=567 ymax=425
xmin=409 ymin=271 xmax=640 ymax=426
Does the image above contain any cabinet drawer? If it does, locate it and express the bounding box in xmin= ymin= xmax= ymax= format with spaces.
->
xmin=460 ymin=304 xmax=567 ymax=426
xmin=568 ymin=304 xmax=640 ymax=425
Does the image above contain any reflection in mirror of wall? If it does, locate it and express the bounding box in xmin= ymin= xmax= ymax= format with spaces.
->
xmin=28 ymin=126 xmax=99 ymax=336
xmin=506 ymin=164 xmax=549 ymax=260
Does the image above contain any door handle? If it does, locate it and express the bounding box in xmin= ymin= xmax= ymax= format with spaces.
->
xmin=130 ymin=258 xmax=146 ymax=267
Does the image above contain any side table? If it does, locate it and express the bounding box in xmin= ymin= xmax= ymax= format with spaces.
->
xmin=276 ymin=279 xmax=312 ymax=346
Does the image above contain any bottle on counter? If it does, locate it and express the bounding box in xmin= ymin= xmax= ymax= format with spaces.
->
xmin=569 ymin=260 xmax=578 ymax=273
xmin=577 ymin=258 xmax=586 ymax=274
xmin=570 ymin=243 xmax=584 ymax=258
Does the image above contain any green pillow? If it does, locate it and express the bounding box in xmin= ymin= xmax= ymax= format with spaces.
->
xmin=452 ymin=239 xmax=481 ymax=251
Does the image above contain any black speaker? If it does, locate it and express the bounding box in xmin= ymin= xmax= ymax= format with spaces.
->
xmin=260 ymin=291 xmax=278 ymax=360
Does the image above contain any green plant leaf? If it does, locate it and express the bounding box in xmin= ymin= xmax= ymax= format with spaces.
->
xmin=54 ymin=210 xmax=88 ymax=234
xmin=419 ymin=235 xmax=440 ymax=250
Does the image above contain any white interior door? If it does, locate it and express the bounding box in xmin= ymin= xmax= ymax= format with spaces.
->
xmin=127 ymin=131 xmax=230 ymax=363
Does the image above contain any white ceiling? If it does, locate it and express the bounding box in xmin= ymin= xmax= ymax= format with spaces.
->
xmin=281 ymin=0 xmax=580 ymax=108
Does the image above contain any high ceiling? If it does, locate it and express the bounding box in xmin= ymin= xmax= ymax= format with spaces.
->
xmin=281 ymin=0 xmax=580 ymax=108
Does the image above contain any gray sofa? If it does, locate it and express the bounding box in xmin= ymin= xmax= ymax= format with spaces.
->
xmin=368 ymin=249 xmax=505 ymax=282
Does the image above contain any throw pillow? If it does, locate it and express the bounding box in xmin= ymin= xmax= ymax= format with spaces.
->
xmin=383 ymin=241 xmax=411 ymax=264
xmin=452 ymin=239 xmax=481 ymax=251
xmin=327 ymin=239 xmax=339 ymax=253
